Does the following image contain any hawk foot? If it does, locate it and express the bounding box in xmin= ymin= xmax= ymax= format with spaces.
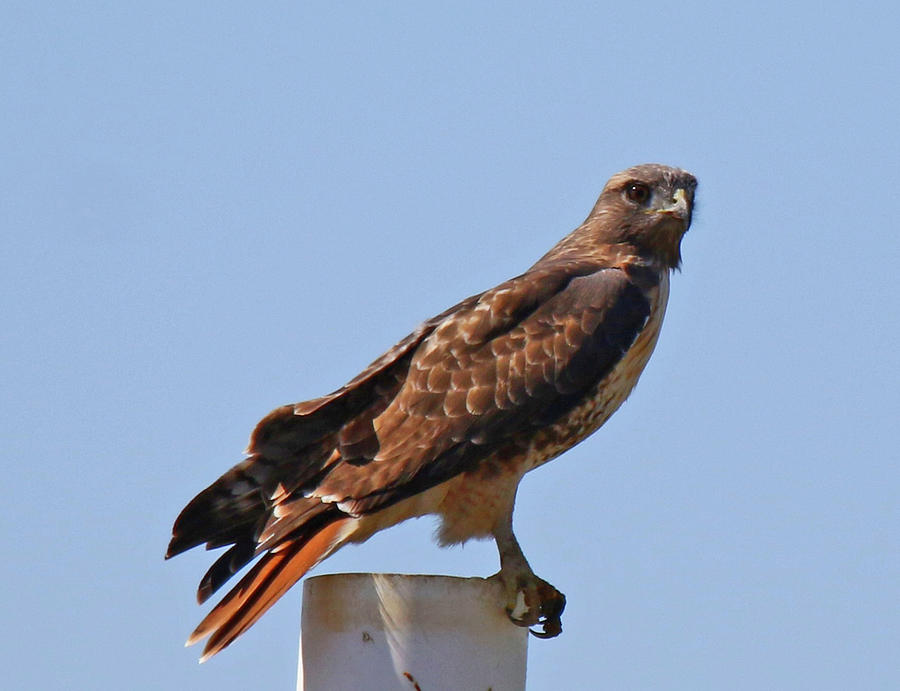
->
xmin=492 ymin=571 xmax=566 ymax=639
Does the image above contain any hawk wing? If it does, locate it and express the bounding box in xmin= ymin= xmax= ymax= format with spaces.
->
xmin=165 ymin=290 xmax=486 ymax=558
xmin=311 ymin=261 xmax=651 ymax=515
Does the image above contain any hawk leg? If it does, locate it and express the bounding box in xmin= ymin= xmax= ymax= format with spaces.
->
xmin=491 ymin=514 xmax=566 ymax=639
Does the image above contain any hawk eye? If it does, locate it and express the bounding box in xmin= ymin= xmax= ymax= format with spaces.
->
xmin=624 ymin=182 xmax=651 ymax=205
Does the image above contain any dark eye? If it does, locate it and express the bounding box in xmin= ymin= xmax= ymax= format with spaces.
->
xmin=624 ymin=182 xmax=651 ymax=205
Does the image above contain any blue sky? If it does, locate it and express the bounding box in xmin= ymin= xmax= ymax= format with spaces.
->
xmin=3 ymin=2 xmax=899 ymax=689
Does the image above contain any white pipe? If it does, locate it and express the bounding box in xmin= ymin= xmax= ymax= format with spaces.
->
xmin=298 ymin=573 xmax=528 ymax=691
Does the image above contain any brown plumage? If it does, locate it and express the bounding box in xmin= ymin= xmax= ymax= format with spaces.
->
xmin=166 ymin=163 xmax=697 ymax=660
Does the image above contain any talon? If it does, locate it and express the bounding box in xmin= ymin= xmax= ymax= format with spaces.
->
xmin=529 ymin=616 xmax=562 ymax=639
xmin=528 ymin=585 xmax=565 ymax=638
xmin=538 ymin=582 xmax=566 ymax=619
xmin=499 ymin=572 xmax=566 ymax=638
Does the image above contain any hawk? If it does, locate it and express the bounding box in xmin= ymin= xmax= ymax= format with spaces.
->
xmin=167 ymin=163 xmax=697 ymax=661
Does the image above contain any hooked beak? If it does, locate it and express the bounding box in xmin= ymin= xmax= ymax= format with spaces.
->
xmin=655 ymin=187 xmax=690 ymax=222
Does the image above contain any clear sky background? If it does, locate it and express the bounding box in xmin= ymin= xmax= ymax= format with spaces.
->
xmin=3 ymin=3 xmax=899 ymax=689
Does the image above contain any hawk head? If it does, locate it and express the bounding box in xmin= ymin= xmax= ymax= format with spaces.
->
xmin=589 ymin=163 xmax=697 ymax=269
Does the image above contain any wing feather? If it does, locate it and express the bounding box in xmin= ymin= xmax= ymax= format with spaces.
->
xmin=312 ymin=264 xmax=651 ymax=511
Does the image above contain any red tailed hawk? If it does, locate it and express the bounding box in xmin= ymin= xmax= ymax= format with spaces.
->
xmin=167 ymin=163 xmax=697 ymax=661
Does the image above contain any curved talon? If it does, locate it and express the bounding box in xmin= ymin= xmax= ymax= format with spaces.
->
xmin=529 ymin=585 xmax=566 ymax=638
xmin=503 ymin=576 xmax=566 ymax=638
xmin=529 ymin=617 xmax=562 ymax=639
xmin=540 ymin=584 xmax=567 ymax=618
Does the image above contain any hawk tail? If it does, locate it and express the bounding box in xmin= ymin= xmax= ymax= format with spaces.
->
xmin=188 ymin=516 xmax=353 ymax=662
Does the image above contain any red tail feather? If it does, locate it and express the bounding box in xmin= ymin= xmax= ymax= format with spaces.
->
xmin=187 ymin=518 xmax=352 ymax=662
